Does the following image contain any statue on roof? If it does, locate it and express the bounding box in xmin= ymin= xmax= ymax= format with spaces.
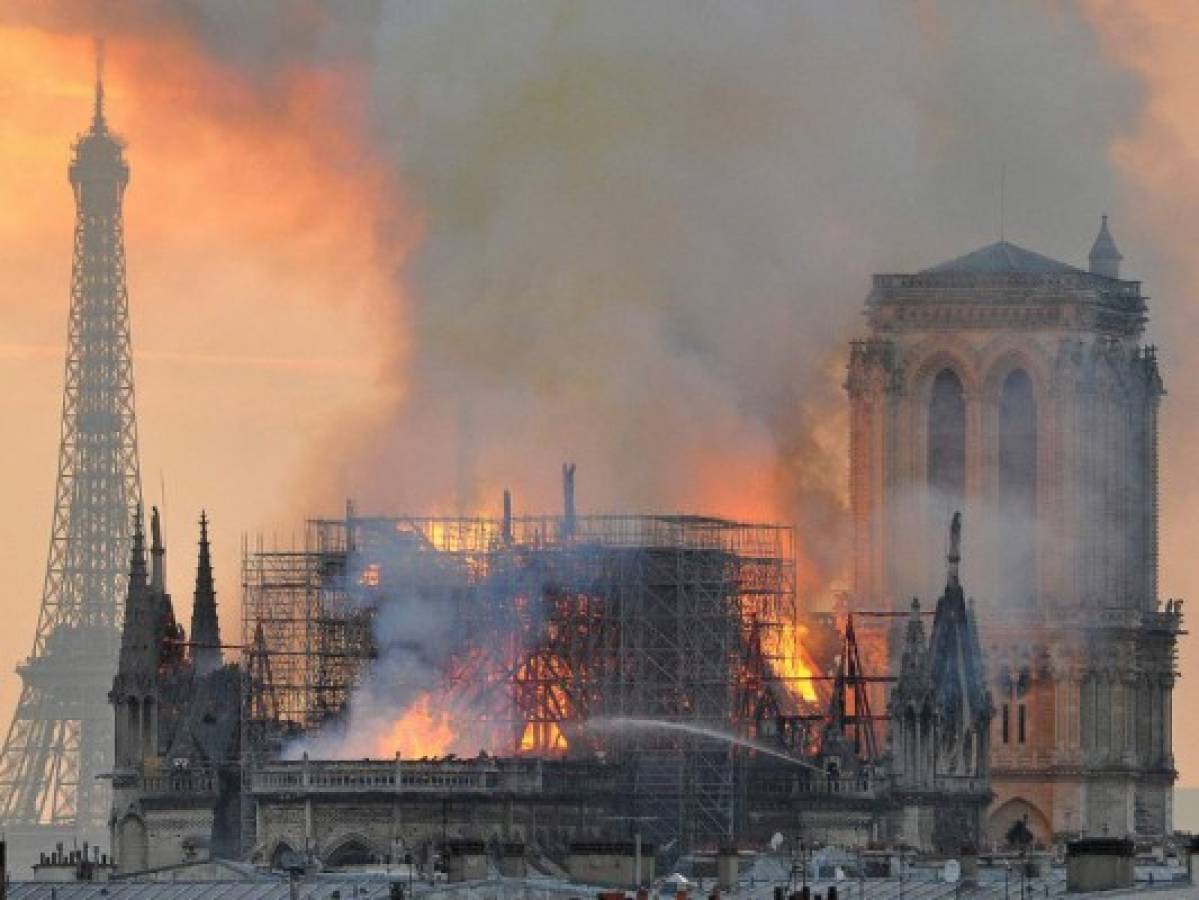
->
xmin=947 ymin=510 xmax=962 ymax=589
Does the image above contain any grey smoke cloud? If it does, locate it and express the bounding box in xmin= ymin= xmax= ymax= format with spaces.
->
xmin=326 ymin=1 xmax=1137 ymax=599
xmin=9 ymin=1 xmax=1142 ymax=599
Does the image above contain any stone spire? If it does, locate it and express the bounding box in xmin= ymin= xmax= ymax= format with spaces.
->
xmin=117 ymin=508 xmax=156 ymax=683
xmin=189 ymin=511 xmax=222 ymax=675
xmin=1088 ymin=214 xmax=1122 ymax=278
xmin=150 ymin=505 xmax=166 ymax=594
xmin=927 ymin=513 xmax=991 ymax=771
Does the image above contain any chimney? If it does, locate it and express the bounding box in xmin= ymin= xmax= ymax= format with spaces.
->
xmin=1088 ymin=214 xmax=1122 ymax=278
xmin=562 ymin=463 xmax=576 ymax=538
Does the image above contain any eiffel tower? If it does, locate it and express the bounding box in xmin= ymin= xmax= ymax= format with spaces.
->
xmin=0 ymin=46 xmax=142 ymax=864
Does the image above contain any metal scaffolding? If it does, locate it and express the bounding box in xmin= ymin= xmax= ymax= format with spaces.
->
xmin=242 ymin=512 xmax=802 ymax=851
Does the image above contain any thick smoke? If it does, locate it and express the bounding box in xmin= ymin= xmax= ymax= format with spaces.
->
xmin=319 ymin=1 xmax=1137 ymax=606
xmin=289 ymin=534 xmax=589 ymax=761
xmin=6 ymin=1 xmax=1139 ymax=602
xmin=9 ymin=1 xmax=1172 ymax=766
xmin=286 ymin=543 xmax=468 ymax=760
xmin=295 ymin=1 xmax=1139 ymax=754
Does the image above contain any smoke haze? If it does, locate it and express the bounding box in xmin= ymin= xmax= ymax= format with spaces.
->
xmin=312 ymin=1 xmax=1139 ymax=605
xmin=3 ymin=1 xmax=1199 ymax=797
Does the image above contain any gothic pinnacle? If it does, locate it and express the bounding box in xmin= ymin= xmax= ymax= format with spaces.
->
xmin=191 ymin=510 xmax=222 ymax=674
xmin=150 ymin=505 xmax=165 ymax=593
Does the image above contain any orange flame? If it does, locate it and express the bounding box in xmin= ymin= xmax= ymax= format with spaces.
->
xmin=772 ymin=622 xmax=821 ymax=705
xmin=513 ymin=651 xmax=573 ymax=756
xmin=374 ymin=694 xmax=455 ymax=759
xmin=518 ymin=720 xmax=568 ymax=754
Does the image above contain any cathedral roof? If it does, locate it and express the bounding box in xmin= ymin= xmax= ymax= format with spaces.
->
xmin=921 ymin=240 xmax=1080 ymax=275
xmin=869 ymin=231 xmax=1146 ymax=338
xmin=165 ymin=665 xmax=241 ymax=767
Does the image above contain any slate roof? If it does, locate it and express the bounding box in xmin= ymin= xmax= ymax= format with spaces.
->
xmin=920 ymin=240 xmax=1081 ymax=276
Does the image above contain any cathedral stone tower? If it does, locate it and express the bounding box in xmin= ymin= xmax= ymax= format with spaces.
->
xmin=847 ymin=222 xmax=1182 ymax=843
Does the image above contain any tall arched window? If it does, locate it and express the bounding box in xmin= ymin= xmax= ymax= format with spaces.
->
xmin=998 ymin=369 xmax=1037 ymax=605
xmin=928 ymin=369 xmax=966 ymax=514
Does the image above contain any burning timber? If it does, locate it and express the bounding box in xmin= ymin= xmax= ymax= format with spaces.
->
xmin=107 ymin=492 xmax=997 ymax=874
xmin=241 ymin=508 xmax=806 ymax=852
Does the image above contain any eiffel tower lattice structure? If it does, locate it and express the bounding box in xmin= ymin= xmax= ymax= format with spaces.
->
xmin=0 ymin=47 xmax=142 ymax=858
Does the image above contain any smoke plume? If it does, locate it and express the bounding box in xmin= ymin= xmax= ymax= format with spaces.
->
xmin=3 ymin=1 xmax=1139 ymax=604
xmin=327 ymin=2 xmax=1136 ymax=605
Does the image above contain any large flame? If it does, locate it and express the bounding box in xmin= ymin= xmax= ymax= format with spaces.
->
xmin=373 ymin=694 xmax=455 ymax=759
xmin=781 ymin=622 xmax=822 ymax=705
xmin=513 ymin=650 xmax=574 ymax=755
xmin=518 ymin=720 xmax=568 ymax=754
xmin=768 ymin=621 xmax=822 ymax=706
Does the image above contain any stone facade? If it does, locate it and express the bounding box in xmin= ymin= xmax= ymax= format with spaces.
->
xmin=846 ymin=228 xmax=1182 ymax=842
xmin=109 ymin=509 xmax=239 ymax=874
xmin=247 ymin=758 xmax=622 ymax=867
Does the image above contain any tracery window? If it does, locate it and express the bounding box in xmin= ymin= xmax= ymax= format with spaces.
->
xmin=928 ymin=368 xmax=966 ymax=514
xmin=999 ymin=369 xmax=1036 ymax=606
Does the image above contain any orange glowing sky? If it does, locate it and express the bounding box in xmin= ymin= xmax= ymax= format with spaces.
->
xmin=0 ymin=27 xmax=404 ymax=730
xmin=3 ymin=4 xmax=1199 ymax=802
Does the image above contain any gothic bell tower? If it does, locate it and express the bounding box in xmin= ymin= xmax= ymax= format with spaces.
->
xmin=847 ymin=222 xmax=1182 ymax=843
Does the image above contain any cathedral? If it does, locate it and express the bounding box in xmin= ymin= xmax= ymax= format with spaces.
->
xmin=847 ymin=219 xmax=1183 ymax=843
xmin=99 ymin=219 xmax=1183 ymax=874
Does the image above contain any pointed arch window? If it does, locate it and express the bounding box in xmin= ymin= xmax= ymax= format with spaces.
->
xmin=998 ymin=369 xmax=1037 ymax=605
xmin=928 ymin=369 xmax=966 ymax=512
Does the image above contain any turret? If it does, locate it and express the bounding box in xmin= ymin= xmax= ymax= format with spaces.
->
xmin=189 ymin=511 xmax=222 ymax=675
xmin=1088 ymin=214 xmax=1122 ymax=278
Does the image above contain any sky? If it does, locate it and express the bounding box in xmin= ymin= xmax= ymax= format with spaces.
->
xmin=1 ymin=0 xmax=1199 ymax=795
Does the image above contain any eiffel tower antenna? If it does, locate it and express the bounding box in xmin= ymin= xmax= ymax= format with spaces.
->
xmin=0 ymin=40 xmax=142 ymax=867
xmin=93 ymin=37 xmax=105 ymax=127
